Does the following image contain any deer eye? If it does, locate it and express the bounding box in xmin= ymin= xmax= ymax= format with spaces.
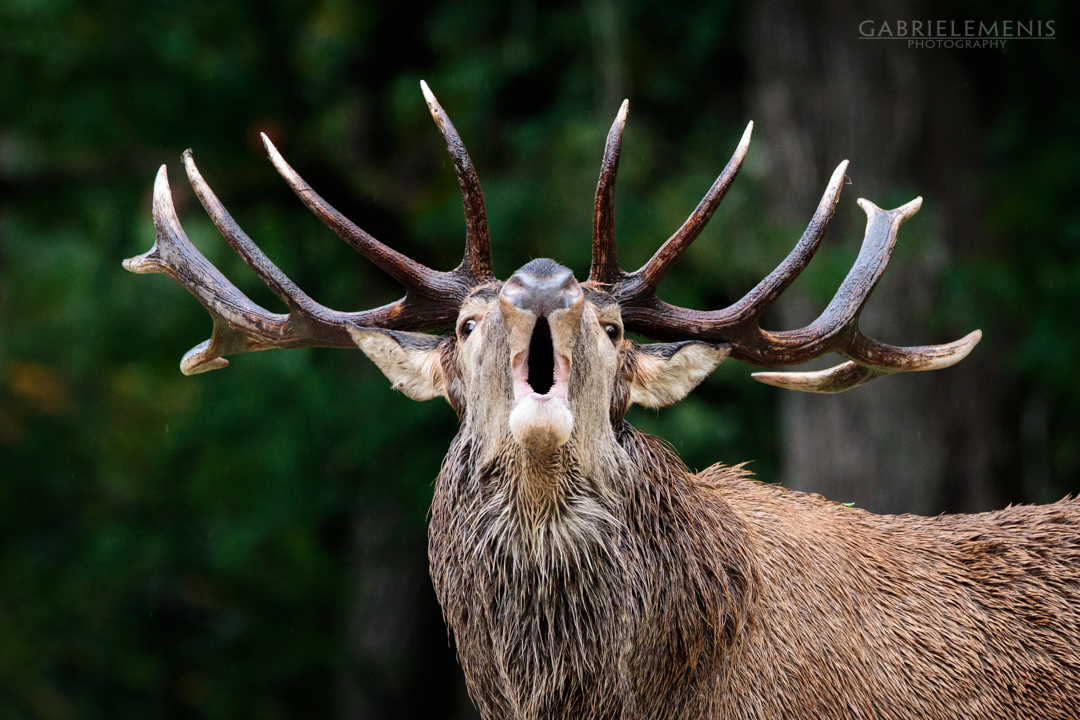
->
xmin=460 ymin=319 xmax=477 ymax=339
xmin=604 ymin=324 xmax=620 ymax=342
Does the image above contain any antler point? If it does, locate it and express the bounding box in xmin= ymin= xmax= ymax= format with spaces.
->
xmin=420 ymin=79 xmax=436 ymax=106
xmin=181 ymin=356 xmax=230 ymax=376
xmin=752 ymin=362 xmax=884 ymax=394
xmin=956 ymin=329 xmax=983 ymax=355
xmin=153 ymin=164 xmax=170 ymax=190
xmin=900 ymin=196 xmax=924 ymax=218
xmin=152 ymin=163 xmax=176 ymax=212
xmin=181 ymin=340 xmax=230 ymax=375
xmin=739 ymin=121 xmax=754 ymax=148
xmin=827 ymin=161 xmax=850 ymax=193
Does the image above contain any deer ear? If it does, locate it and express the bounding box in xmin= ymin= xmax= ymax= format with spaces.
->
xmin=348 ymin=327 xmax=450 ymax=401
xmin=629 ymin=341 xmax=730 ymax=408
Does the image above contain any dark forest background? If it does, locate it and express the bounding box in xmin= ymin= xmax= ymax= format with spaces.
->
xmin=1 ymin=0 xmax=1077 ymax=718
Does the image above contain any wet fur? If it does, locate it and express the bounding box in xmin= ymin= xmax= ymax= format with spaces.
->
xmin=431 ymin=422 xmax=1080 ymax=719
xmin=430 ymin=424 xmax=754 ymax=719
xmin=376 ymin=276 xmax=1080 ymax=719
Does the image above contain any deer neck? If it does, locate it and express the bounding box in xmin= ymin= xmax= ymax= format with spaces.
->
xmin=463 ymin=421 xmax=632 ymax=527
xmin=430 ymin=423 xmax=759 ymax=717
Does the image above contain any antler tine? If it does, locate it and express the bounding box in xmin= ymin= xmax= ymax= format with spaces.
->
xmin=123 ymin=160 xmax=465 ymax=375
xmin=717 ymin=160 xmax=849 ymax=324
xmin=620 ymin=173 xmax=982 ymax=392
xmin=184 ymin=149 xmax=317 ymax=312
xmin=123 ymin=85 xmax=506 ymax=374
xmin=619 ymin=159 xmax=848 ymax=336
xmin=261 ymin=134 xmax=459 ymax=298
xmin=420 ymin=80 xmax=495 ymax=282
xmin=616 ymin=121 xmax=753 ymax=301
xmin=746 ymin=197 xmax=926 ymax=364
xmin=125 ymin=165 xmax=270 ymax=374
xmin=752 ymin=330 xmax=983 ymax=393
xmin=741 ymin=197 xmax=983 ymax=392
xmin=590 ymin=99 xmax=630 ymax=285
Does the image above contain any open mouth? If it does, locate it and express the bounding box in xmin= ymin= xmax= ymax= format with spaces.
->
xmin=513 ymin=317 xmax=569 ymax=401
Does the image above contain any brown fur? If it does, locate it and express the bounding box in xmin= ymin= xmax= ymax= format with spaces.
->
xmin=716 ymin=475 xmax=1080 ymax=718
xmin=369 ymin=272 xmax=1080 ymax=719
xmin=431 ymin=422 xmax=1080 ymax=719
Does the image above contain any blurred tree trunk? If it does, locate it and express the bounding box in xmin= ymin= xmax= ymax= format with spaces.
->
xmin=340 ymin=503 xmax=478 ymax=720
xmin=744 ymin=0 xmax=1019 ymax=514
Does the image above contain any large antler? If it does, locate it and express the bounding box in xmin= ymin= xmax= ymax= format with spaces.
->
xmin=124 ymin=81 xmax=492 ymax=375
xmin=590 ymin=102 xmax=981 ymax=394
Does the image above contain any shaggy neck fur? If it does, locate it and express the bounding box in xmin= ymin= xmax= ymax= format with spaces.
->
xmin=431 ymin=413 xmax=1080 ymax=720
xmin=428 ymin=421 xmax=757 ymax=720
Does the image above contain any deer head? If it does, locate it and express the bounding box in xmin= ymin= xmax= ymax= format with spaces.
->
xmin=124 ymin=82 xmax=981 ymax=461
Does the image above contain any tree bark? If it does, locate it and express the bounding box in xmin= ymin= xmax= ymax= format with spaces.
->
xmin=744 ymin=0 xmax=1017 ymax=514
xmin=340 ymin=502 xmax=478 ymax=719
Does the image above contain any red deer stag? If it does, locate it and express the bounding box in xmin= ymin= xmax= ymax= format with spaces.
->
xmin=124 ymin=82 xmax=1080 ymax=719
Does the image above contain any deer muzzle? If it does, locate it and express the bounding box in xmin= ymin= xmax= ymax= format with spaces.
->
xmin=500 ymin=260 xmax=583 ymax=450
xmin=500 ymin=261 xmax=583 ymax=317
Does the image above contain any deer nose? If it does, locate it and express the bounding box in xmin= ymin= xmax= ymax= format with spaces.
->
xmin=501 ymin=259 xmax=582 ymax=318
